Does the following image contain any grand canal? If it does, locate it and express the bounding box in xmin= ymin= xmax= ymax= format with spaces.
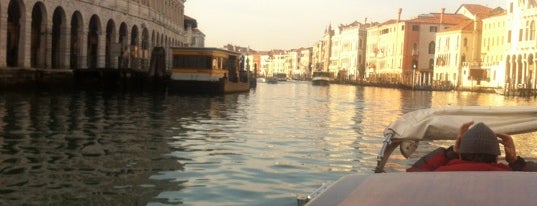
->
xmin=1 ymin=81 xmax=537 ymax=205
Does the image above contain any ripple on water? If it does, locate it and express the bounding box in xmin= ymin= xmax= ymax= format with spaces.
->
xmin=2 ymin=86 xmax=537 ymax=205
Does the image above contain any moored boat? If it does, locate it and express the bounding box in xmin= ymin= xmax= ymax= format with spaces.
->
xmin=301 ymin=106 xmax=537 ymax=206
xmin=266 ymin=77 xmax=278 ymax=84
xmin=311 ymin=71 xmax=331 ymax=86
xmin=274 ymin=72 xmax=288 ymax=81
xmin=168 ymin=47 xmax=251 ymax=94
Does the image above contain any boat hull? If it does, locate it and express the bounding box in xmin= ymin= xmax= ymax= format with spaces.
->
xmin=168 ymin=79 xmax=250 ymax=94
xmin=311 ymin=79 xmax=329 ymax=86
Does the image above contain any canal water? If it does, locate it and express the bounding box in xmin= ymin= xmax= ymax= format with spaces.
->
xmin=1 ymin=81 xmax=536 ymax=206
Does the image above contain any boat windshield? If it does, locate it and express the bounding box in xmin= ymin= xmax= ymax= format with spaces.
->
xmin=274 ymin=73 xmax=287 ymax=78
xmin=312 ymin=72 xmax=330 ymax=77
xmin=376 ymin=106 xmax=537 ymax=173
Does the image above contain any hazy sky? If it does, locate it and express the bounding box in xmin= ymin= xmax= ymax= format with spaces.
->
xmin=185 ymin=0 xmax=504 ymax=51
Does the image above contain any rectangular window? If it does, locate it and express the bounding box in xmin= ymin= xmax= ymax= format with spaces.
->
xmin=508 ymin=30 xmax=512 ymax=43
xmin=430 ymin=26 xmax=438 ymax=32
xmin=412 ymin=25 xmax=420 ymax=31
xmin=173 ymin=55 xmax=212 ymax=69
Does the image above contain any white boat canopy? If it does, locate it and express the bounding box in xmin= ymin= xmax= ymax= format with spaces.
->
xmin=375 ymin=106 xmax=537 ymax=173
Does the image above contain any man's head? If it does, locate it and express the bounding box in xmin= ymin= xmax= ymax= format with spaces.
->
xmin=458 ymin=122 xmax=500 ymax=163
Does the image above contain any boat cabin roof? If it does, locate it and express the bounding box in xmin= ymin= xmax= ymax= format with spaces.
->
xmin=306 ymin=172 xmax=537 ymax=206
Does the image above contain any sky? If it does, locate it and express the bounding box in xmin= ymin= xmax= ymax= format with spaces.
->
xmin=185 ymin=0 xmax=504 ymax=51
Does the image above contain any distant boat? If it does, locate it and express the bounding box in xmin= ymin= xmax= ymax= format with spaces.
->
xmin=274 ymin=72 xmax=288 ymax=81
xmin=311 ymin=71 xmax=331 ymax=86
xmin=266 ymin=77 xmax=278 ymax=84
xmin=168 ymin=47 xmax=251 ymax=94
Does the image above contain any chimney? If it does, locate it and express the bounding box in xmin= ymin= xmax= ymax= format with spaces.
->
xmin=441 ymin=8 xmax=445 ymax=24
xmin=398 ymin=8 xmax=402 ymax=23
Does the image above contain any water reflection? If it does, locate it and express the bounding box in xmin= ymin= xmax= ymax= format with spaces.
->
xmin=0 ymin=91 xmax=182 ymax=205
xmin=1 ymin=84 xmax=536 ymax=206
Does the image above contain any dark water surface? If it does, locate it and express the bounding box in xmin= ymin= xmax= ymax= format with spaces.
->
xmin=1 ymin=82 xmax=536 ymax=205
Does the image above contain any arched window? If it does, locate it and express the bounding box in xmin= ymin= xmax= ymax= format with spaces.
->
xmin=428 ymin=41 xmax=435 ymax=54
xmin=531 ymin=21 xmax=535 ymax=40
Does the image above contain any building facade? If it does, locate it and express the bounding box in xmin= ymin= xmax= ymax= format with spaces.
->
xmin=480 ymin=11 xmax=507 ymax=89
xmin=1 ymin=0 xmax=197 ymax=72
xmin=367 ymin=8 xmax=469 ymax=88
xmin=502 ymin=0 xmax=537 ymax=93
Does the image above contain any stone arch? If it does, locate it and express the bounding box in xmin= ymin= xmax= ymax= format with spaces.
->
xmin=528 ymin=53 xmax=535 ymax=86
xmin=51 ymin=6 xmax=67 ymax=69
xmin=505 ymin=55 xmax=511 ymax=85
xmin=87 ymin=15 xmax=101 ymax=69
xmin=70 ymin=11 xmax=83 ymax=69
xmin=156 ymin=32 xmax=160 ymax=47
xmin=141 ymin=27 xmax=149 ymax=70
xmin=31 ymin=2 xmax=47 ymax=68
xmin=105 ymin=19 xmax=116 ymax=68
xmin=7 ymin=0 xmax=26 ymax=67
xmin=130 ymin=25 xmax=139 ymax=69
xmin=165 ymin=35 xmax=169 ymax=46
xmin=151 ymin=30 xmax=155 ymax=49
xmin=511 ymin=55 xmax=517 ymax=85
xmin=531 ymin=21 xmax=535 ymax=41
xmin=517 ymin=55 xmax=523 ymax=85
xmin=118 ymin=22 xmax=129 ymax=68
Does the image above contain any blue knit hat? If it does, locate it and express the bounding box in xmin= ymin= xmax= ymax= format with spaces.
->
xmin=458 ymin=122 xmax=500 ymax=155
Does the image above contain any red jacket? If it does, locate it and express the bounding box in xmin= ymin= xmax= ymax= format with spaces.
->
xmin=406 ymin=147 xmax=512 ymax=172
xmin=434 ymin=159 xmax=511 ymax=171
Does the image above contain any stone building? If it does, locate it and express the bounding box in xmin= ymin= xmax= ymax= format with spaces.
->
xmin=0 ymin=0 xmax=199 ymax=73
xmin=312 ymin=21 xmax=368 ymax=81
xmin=501 ymin=0 xmax=537 ymax=94
xmin=433 ymin=4 xmax=495 ymax=89
xmin=367 ymin=8 xmax=467 ymax=88
xmin=480 ymin=9 xmax=508 ymax=89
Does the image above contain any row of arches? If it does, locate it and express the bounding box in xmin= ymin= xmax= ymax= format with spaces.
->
xmin=505 ymin=53 xmax=537 ymax=87
xmin=3 ymin=0 xmax=186 ymax=70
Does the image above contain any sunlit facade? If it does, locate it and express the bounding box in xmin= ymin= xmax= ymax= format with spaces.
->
xmin=502 ymin=0 xmax=537 ymax=92
xmin=478 ymin=10 xmax=507 ymax=88
xmin=366 ymin=19 xmax=406 ymax=81
xmin=366 ymin=8 xmax=468 ymax=87
xmin=327 ymin=21 xmax=368 ymax=80
xmin=433 ymin=20 xmax=475 ymax=88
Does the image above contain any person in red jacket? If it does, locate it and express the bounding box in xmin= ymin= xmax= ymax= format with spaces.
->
xmin=407 ymin=121 xmax=531 ymax=172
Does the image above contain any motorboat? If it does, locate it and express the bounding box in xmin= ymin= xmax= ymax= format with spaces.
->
xmin=168 ymin=47 xmax=251 ymax=94
xmin=266 ymin=77 xmax=278 ymax=84
xmin=300 ymin=106 xmax=537 ymax=206
xmin=274 ymin=72 xmax=288 ymax=81
xmin=311 ymin=71 xmax=331 ymax=86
